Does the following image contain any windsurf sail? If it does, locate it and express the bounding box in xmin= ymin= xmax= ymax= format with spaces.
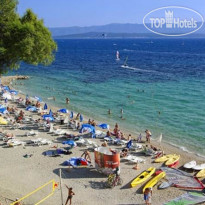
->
xmin=123 ymin=56 xmax=128 ymax=66
xmin=161 ymin=167 xmax=204 ymax=190
xmin=164 ymin=191 xmax=205 ymax=205
xmin=116 ymin=51 xmax=120 ymax=60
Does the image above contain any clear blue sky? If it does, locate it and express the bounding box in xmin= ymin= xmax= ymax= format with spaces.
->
xmin=17 ymin=0 xmax=205 ymax=28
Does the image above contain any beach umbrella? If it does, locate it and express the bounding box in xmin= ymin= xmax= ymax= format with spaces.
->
xmin=2 ymin=86 xmax=10 ymax=91
xmin=126 ymin=140 xmax=132 ymax=149
xmin=49 ymin=109 xmax=53 ymax=116
xmin=44 ymin=103 xmax=48 ymax=110
xmin=34 ymin=96 xmax=42 ymax=102
xmin=62 ymin=140 xmax=76 ymax=147
xmin=70 ymin=111 xmax=73 ymax=119
xmin=58 ymin=108 xmax=68 ymax=113
xmin=9 ymin=90 xmax=18 ymax=95
xmin=80 ymin=114 xmax=83 ymax=122
xmin=98 ymin=123 xmax=109 ymax=130
xmin=43 ymin=115 xmax=54 ymax=121
xmin=80 ymin=124 xmax=96 ymax=138
xmin=26 ymin=106 xmax=37 ymax=112
xmin=0 ymin=107 xmax=7 ymax=114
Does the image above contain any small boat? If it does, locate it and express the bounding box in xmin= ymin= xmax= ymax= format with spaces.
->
xmin=183 ymin=160 xmax=196 ymax=169
xmin=196 ymin=169 xmax=205 ymax=178
xmin=193 ymin=163 xmax=205 ymax=171
xmin=165 ymin=155 xmax=180 ymax=166
xmin=154 ymin=154 xmax=176 ymax=163
xmin=131 ymin=167 xmax=155 ymax=188
xmin=143 ymin=171 xmax=166 ymax=193
xmin=121 ymin=56 xmax=129 ymax=68
xmin=116 ymin=50 xmax=120 ymax=60
xmin=168 ymin=160 xmax=179 ymax=168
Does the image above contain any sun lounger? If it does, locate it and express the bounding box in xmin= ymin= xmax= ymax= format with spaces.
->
xmin=95 ymin=130 xmax=106 ymax=139
xmin=30 ymin=138 xmax=52 ymax=146
xmin=124 ymin=155 xmax=145 ymax=163
xmin=7 ymin=139 xmax=26 ymax=147
xmin=24 ymin=130 xmax=38 ymax=137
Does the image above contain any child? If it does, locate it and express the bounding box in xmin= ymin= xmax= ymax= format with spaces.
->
xmin=144 ymin=188 xmax=152 ymax=205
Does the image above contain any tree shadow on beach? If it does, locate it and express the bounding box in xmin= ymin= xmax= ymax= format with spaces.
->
xmin=53 ymin=167 xmax=105 ymax=179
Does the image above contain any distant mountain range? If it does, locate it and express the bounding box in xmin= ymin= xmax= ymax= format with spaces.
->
xmin=49 ymin=23 xmax=205 ymax=38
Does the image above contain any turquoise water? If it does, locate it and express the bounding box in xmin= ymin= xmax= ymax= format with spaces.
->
xmin=10 ymin=38 xmax=205 ymax=157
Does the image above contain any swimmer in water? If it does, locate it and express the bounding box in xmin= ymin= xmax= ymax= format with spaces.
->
xmin=108 ymin=109 xmax=111 ymax=115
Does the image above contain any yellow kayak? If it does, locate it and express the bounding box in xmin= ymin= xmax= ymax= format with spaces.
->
xmin=143 ymin=171 xmax=166 ymax=193
xmin=131 ymin=167 xmax=156 ymax=188
xmin=196 ymin=169 xmax=205 ymax=178
xmin=0 ymin=117 xmax=8 ymax=125
xmin=155 ymin=154 xmax=176 ymax=163
xmin=165 ymin=155 xmax=180 ymax=166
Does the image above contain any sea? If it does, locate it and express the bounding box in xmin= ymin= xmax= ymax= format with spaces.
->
xmin=9 ymin=38 xmax=205 ymax=157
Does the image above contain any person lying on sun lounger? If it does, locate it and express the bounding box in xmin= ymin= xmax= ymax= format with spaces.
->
xmin=120 ymin=148 xmax=129 ymax=158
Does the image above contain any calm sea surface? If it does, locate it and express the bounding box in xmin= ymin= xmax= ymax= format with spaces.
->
xmin=10 ymin=38 xmax=205 ymax=157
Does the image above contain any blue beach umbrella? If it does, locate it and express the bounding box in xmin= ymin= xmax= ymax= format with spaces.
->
xmin=42 ymin=115 xmax=54 ymax=121
xmin=2 ymin=86 xmax=10 ymax=91
xmin=26 ymin=106 xmax=37 ymax=112
xmin=49 ymin=109 xmax=53 ymax=116
xmin=0 ymin=107 xmax=7 ymax=114
xmin=44 ymin=103 xmax=48 ymax=110
xmin=80 ymin=114 xmax=83 ymax=122
xmin=126 ymin=140 xmax=132 ymax=149
xmin=80 ymin=124 xmax=96 ymax=138
xmin=62 ymin=140 xmax=76 ymax=146
xmin=58 ymin=108 xmax=68 ymax=113
xmin=70 ymin=111 xmax=73 ymax=119
xmin=98 ymin=123 xmax=109 ymax=130
xmin=10 ymin=90 xmax=18 ymax=95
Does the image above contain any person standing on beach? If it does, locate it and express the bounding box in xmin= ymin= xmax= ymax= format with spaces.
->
xmin=144 ymin=188 xmax=152 ymax=205
xmin=65 ymin=186 xmax=75 ymax=205
xmin=120 ymin=108 xmax=123 ymax=118
xmin=108 ymin=109 xmax=111 ymax=115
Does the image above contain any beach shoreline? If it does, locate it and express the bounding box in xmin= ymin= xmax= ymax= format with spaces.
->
xmin=0 ymin=75 xmax=204 ymax=205
xmin=3 ymin=75 xmax=205 ymax=161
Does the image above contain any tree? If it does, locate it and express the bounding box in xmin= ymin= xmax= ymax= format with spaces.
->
xmin=0 ymin=0 xmax=57 ymax=74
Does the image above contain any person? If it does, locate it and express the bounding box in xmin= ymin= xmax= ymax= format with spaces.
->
xmin=127 ymin=134 xmax=132 ymax=141
xmin=133 ymin=162 xmax=139 ymax=170
xmin=101 ymin=141 xmax=108 ymax=147
xmin=145 ymin=130 xmax=151 ymax=143
xmin=108 ymin=109 xmax=111 ymax=115
xmin=75 ymin=113 xmax=80 ymax=120
xmin=53 ymin=96 xmax=56 ymax=101
xmin=66 ymin=97 xmax=70 ymax=104
xmin=137 ymin=133 xmax=142 ymax=142
xmin=113 ymin=123 xmax=119 ymax=135
xmin=81 ymin=150 xmax=91 ymax=163
xmin=120 ymin=108 xmax=123 ymax=118
xmin=65 ymin=186 xmax=75 ymax=205
xmin=120 ymin=148 xmax=128 ymax=158
xmin=144 ymin=188 xmax=152 ymax=205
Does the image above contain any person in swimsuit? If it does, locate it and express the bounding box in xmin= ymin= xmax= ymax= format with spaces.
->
xmin=65 ymin=186 xmax=75 ymax=205
xmin=144 ymin=188 xmax=152 ymax=205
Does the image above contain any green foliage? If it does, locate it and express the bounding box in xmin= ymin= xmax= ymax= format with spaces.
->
xmin=0 ymin=0 xmax=57 ymax=74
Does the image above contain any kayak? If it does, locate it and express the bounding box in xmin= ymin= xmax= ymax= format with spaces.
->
xmin=165 ymin=155 xmax=180 ymax=166
xmin=193 ymin=163 xmax=205 ymax=171
xmin=168 ymin=160 xmax=179 ymax=168
xmin=196 ymin=169 xmax=205 ymax=178
xmin=143 ymin=171 xmax=166 ymax=193
xmin=131 ymin=167 xmax=156 ymax=188
xmin=183 ymin=160 xmax=197 ymax=169
xmin=155 ymin=154 xmax=176 ymax=163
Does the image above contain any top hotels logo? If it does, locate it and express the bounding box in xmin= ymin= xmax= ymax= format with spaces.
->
xmin=143 ymin=6 xmax=204 ymax=36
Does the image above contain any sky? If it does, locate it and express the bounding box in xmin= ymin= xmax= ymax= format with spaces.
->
xmin=17 ymin=0 xmax=205 ymax=28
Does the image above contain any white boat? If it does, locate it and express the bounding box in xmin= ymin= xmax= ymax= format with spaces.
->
xmin=193 ymin=163 xmax=205 ymax=171
xmin=183 ymin=160 xmax=196 ymax=169
xmin=116 ymin=50 xmax=120 ymax=60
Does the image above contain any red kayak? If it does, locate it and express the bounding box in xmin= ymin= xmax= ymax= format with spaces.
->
xmin=168 ymin=160 xmax=179 ymax=168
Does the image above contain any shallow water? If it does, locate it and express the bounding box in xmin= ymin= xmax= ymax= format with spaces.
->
xmin=10 ymin=38 xmax=205 ymax=156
